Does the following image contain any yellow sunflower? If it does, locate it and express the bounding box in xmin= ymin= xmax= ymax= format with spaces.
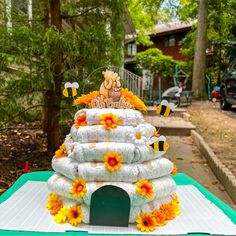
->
xmin=54 ymin=206 xmax=69 ymax=224
xmin=67 ymin=206 xmax=84 ymax=226
xmin=104 ymin=152 xmax=122 ymax=172
xmin=70 ymin=178 xmax=87 ymax=198
xmin=100 ymin=113 xmax=118 ymax=129
xmin=136 ymin=212 xmax=157 ymax=232
xmin=136 ymin=180 xmax=154 ymax=199
xmin=54 ymin=144 xmax=67 ymax=159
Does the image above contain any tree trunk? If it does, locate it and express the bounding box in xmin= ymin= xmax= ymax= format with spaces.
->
xmin=42 ymin=0 xmax=49 ymax=133
xmin=45 ymin=0 xmax=62 ymax=155
xmin=192 ymin=0 xmax=208 ymax=99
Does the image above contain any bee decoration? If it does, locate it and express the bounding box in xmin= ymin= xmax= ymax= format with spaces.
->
xmin=156 ymin=100 xmax=175 ymax=117
xmin=63 ymin=82 xmax=79 ymax=98
xmin=148 ymin=135 xmax=169 ymax=152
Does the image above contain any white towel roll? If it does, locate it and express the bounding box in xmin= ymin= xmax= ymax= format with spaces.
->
xmin=47 ymin=173 xmax=176 ymax=207
xmin=69 ymin=142 xmax=165 ymax=164
xmin=74 ymin=108 xmax=144 ymax=127
xmin=52 ymin=157 xmax=174 ymax=182
xmin=71 ymin=124 xmax=156 ymax=144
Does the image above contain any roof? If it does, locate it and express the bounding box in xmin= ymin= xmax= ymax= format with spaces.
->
xmin=148 ymin=21 xmax=194 ymax=36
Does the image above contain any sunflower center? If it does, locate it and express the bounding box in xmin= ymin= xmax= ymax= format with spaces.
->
xmin=108 ymin=157 xmax=118 ymax=166
xmin=135 ymin=132 xmax=142 ymax=140
xmin=141 ymin=186 xmax=149 ymax=193
xmin=73 ymin=210 xmax=79 ymax=218
xmin=76 ymin=184 xmax=83 ymax=192
xmin=143 ymin=220 xmax=149 ymax=226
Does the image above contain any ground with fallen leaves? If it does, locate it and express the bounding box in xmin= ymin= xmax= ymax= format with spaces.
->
xmin=187 ymin=101 xmax=236 ymax=177
xmin=0 ymin=123 xmax=51 ymax=194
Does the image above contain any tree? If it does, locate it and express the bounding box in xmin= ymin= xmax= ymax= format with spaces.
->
xmin=135 ymin=48 xmax=181 ymax=78
xmin=0 ymin=0 xmax=127 ymax=155
xmin=191 ymin=0 xmax=208 ymax=99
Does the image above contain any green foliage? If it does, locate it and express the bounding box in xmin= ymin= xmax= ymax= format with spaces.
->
xmin=128 ymin=0 xmax=173 ymax=46
xmin=0 ymin=0 xmax=126 ymax=126
xmin=135 ymin=48 xmax=179 ymax=78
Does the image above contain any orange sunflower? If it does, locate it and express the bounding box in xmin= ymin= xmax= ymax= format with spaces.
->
xmin=46 ymin=193 xmax=63 ymax=216
xmin=121 ymin=88 xmax=147 ymax=112
xmin=100 ymin=113 xmax=118 ymax=129
xmin=104 ymin=152 xmax=122 ymax=172
xmin=54 ymin=143 xmax=67 ymax=159
xmin=70 ymin=178 xmax=87 ymax=198
xmin=171 ymin=163 xmax=178 ymax=176
xmin=136 ymin=180 xmax=154 ymax=199
xmin=67 ymin=206 xmax=84 ymax=226
xmin=160 ymin=202 xmax=176 ymax=220
xmin=74 ymin=91 xmax=99 ymax=106
xmin=152 ymin=209 xmax=167 ymax=226
xmin=74 ymin=114 xmax=87 ymax=128
xmin=136 ymin=212 xmax=157 ymax=232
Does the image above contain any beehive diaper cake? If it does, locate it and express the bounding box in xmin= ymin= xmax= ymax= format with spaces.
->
xmin=46 ymin=70 xmax=180 ymax=232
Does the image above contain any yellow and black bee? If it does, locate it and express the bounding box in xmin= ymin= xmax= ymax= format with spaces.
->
xmin=148 ymin=135 xmax=169 ymax=152
xmin=63 ymin=82 xmax=79 ymax=98
xmin=156 ymin=100 xmax=175 ymax=117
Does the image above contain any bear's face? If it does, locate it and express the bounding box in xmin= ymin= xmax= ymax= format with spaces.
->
xmin=102 ymin=70 xmax=113 ymax=81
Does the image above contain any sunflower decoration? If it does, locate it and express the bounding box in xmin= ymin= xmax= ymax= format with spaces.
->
xmin=171 ymin=162 xmax=178 ymax=176
xmin=100 ymin=113 xmax=118 ymax=130
xmin=171 ymin=195 xmax=181 ymax=216
xmin=74 ymin=114 xmax=87 ymax=128
xmin=136 ymin=180 xmax=154 ymax=199
xmin=121 ymin=88 xmax=147 ymax=112
xmin=67 ymin=206 xmax=84 ymax=226
xmin=46 ymin=193 xmax=63 ymax=216
xmin=104 ymin=152 xmax=123 ymax=172
xmin=136 ymin=212 xmax=157 ymax=232
xmin=70 ymin=178 xmax=87 ymax=198
xmin=74 ymin=91 xmax=99 ymax=106
xmin=152 ymin=209 xmax=167 ymax=226
xmin=54 ymin=206 xmax=69 ymax=224
xmin=160 ymin=202 xmax=176 ymax=220
xmin=54 ymin=143 xmax=67 ymax=159
xmin=130 ymin=127 xmax=147 ymax=145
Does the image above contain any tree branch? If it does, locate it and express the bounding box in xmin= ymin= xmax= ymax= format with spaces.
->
xmin=61 ymin=6 xmax=99 ymax=19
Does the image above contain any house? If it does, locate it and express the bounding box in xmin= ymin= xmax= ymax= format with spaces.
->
xmin=125 ymin=21 xmax=193 ymax=100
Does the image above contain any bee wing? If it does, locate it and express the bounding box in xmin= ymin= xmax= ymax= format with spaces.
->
xmin=148 ymin=136 xmax=159 ymax=145
xmin=71 ymin=82 xmax=79 ymax=89
xmin=169 ymin=103 xmax=176 ymax=111
xmin=64 ymin=82 xmax=72 ymax=88
xmin=161 ymin=100 xmax=169 ymax=106
xmin=157 ymin=135 xmax=166 ymax=142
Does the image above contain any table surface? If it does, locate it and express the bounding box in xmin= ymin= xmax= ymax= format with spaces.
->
xmin=0 ymin=171 xmax=235 ymax=236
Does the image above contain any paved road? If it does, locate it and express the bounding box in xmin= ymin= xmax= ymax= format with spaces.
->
xmin=166 ymin=136 xmax=236 ymax=209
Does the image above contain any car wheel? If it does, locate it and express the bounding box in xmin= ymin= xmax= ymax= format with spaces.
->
xmin=220 ymin=91 xmax=232 ymax=110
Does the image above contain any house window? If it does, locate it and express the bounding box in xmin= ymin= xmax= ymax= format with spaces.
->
xmin=164 ymin=35 xmax=176 ymax=47
xmin=127 ymin=43 xmax=137 ymax=56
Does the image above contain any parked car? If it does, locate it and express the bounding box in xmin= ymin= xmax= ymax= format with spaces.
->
xmin=220 ymin=71 xmax=236 ymax=110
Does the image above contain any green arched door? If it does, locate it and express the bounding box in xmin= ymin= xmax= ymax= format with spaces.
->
xmin=90 ymin=185 xmax=130 ymax=227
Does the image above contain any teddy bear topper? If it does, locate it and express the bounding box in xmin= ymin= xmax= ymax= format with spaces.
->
xmin=91 ymin=70 xmax=133 ymax=109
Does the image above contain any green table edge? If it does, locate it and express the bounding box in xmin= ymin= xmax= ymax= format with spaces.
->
xmin=0 ymin=171 xmax=235 ymax=236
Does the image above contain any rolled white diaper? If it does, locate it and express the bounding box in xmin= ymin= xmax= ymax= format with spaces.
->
xmin=74 ymin=108 xmax=144 ymax=127
xmin=52 ymin=157 xmax=174 ymax=182
xmin=47 ymin=173 xmax=176 ymax=207
xmin=69 ymin=142 xmax=164 ymax=164
xmin=71 ymin=123 xmax=156 ymax=144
